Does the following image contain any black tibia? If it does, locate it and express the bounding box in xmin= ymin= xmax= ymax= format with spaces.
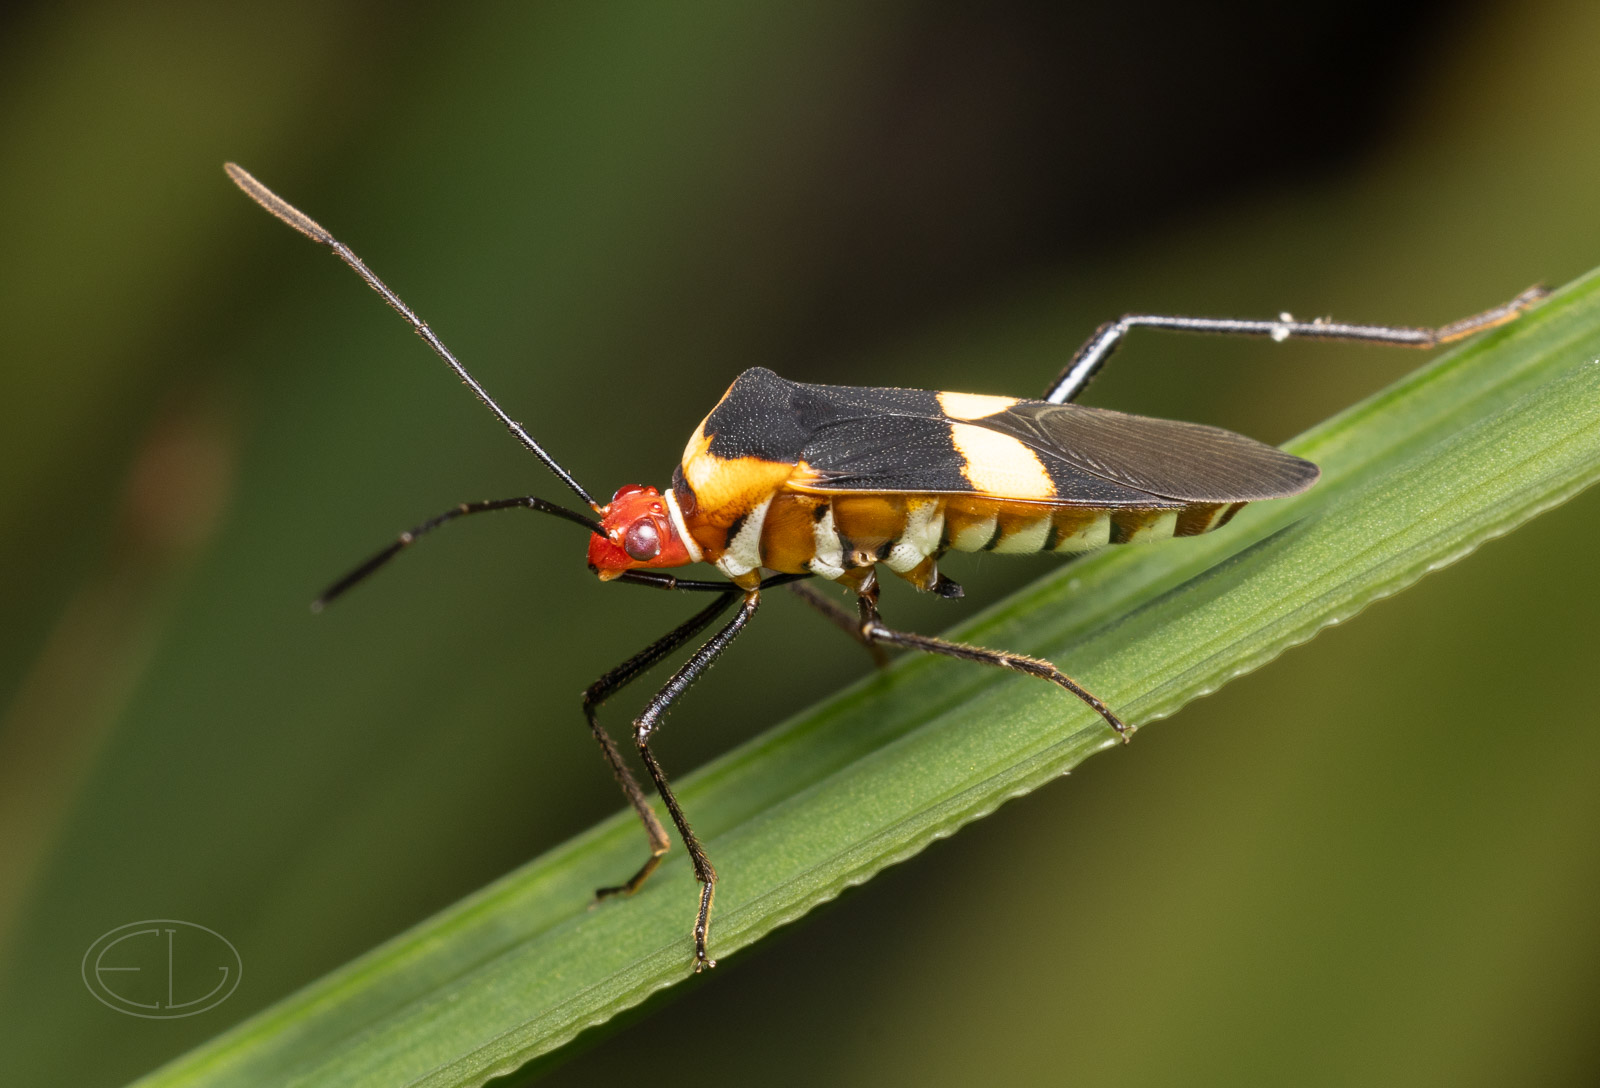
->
xmin=786 ymin=581 xmax=890 ymax=667
xmin=313 ymin=495 xmax=601 ymax=610
xmin=586 ymin=590 xmax=742 ymax=903
xmin=586 ymin=578 xmax=770 ymax=971
xmin=1044 ymin=284 xmax=1549 ymax=405
xmin=630 ymin=589 xmax=763 ymax=972
xmin=854 ymin=583 xmax=1130 ymax=743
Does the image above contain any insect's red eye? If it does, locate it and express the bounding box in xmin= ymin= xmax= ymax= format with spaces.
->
xmin=623 ymin=518 xmax=661 ymax=561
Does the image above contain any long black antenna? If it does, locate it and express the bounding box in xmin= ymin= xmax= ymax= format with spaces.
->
xmin=311 ymin=496 xmax=603 ymax=611
xmin=224 ymin=163 xmax=599 ymax=510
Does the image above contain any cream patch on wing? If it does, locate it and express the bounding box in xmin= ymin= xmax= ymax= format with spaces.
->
xmin=937 ymin=391 xmax=1019 ymax=420
xmin=949 ymin=422 xmax=1055 ymax=500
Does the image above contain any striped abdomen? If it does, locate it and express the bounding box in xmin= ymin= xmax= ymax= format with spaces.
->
xmin=685 ymin=488 xmax=1246 ymax=590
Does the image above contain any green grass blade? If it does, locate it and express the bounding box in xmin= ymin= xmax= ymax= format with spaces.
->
xmin=133 ymin=269 xmax=1600 ymax=1088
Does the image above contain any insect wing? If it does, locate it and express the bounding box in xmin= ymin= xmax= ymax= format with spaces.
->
xmin=778 ymin=383 xmax=1318 ymax=505
xmin=791 ymin=412 xmax=1177 ymax=505
xmin=976 ymin=401 xmax=1320 ymax=503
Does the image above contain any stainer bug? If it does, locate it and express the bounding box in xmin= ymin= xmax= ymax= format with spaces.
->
xmin=226 ymin=163 xmax=1546 ymax=972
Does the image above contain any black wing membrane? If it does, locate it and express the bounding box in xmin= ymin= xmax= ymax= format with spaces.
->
xmin=982 ymin=401 xmax=1320 ymax=503
xmin=795 ymin=414 xmax=1187 ymax=505
xmin=703 ymin=368 xmax=1319 ymax=505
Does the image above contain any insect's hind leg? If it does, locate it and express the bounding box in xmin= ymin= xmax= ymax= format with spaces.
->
xmin=1045 ymin=284 xmax=1548 ymax=405
xmin=584 ymin=589 xmax=742 ymax=901
xmin=786 ymin=580 xmax=890 ymax=667
xmin=855 ymin=584 xmax=1129 ymax=743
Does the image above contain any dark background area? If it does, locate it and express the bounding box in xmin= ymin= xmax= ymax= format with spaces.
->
xmin=2 ymin=2 xmax=1597 ymax=1085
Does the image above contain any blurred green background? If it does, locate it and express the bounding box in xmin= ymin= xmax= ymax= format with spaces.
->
xmin=2 ymin=2 xmax=1598 ymax=1084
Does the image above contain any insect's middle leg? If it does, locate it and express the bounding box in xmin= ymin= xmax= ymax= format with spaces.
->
xmin=854 ymin=583 xmax=1129 ymax=742
xmin=585 ymin=590 xmax=741 ymax=901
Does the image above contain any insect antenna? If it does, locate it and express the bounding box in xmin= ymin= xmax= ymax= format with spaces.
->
xmin=224 ymin=163 xmax=599 ymax=510
xmin=312 ymin=496 xmax=603 ymax=612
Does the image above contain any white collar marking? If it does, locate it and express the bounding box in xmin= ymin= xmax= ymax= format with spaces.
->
xmin=664 ymin=487 xmax=704 ymax=565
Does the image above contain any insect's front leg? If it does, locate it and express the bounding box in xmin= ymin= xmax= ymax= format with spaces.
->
xmin=1045 ymin=284 xmax=1548 ymax=405
xmin=854 ymin=582 xmax=1129 ymax=742
xmin=585 ymin=590 xmax=741 ymax=901
xmin=632 ymin=588 xmax=763 ymax=972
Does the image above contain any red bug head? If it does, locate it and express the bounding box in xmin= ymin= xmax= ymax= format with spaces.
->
xmin=587 ymin=484 xmax=695 ymax=580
